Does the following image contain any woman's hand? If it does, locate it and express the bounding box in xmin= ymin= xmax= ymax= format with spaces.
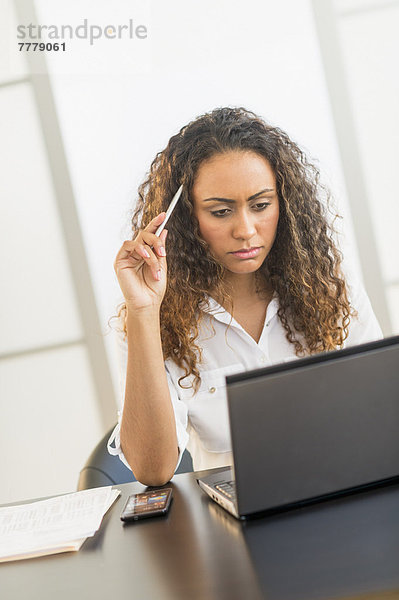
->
xmin=114 ymin=213 xmax=169 ymax=312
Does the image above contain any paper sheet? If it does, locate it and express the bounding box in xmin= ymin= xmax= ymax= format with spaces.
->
xmin=0 ymin=486 xmax=120 ymax=562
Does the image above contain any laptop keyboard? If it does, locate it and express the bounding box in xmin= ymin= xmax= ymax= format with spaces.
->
xmin=215 ymin=481 xmax=237 ymax=502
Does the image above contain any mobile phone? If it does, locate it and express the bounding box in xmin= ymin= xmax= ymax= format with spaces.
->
xmin=120 ymin=488 xmax=173 ymax=522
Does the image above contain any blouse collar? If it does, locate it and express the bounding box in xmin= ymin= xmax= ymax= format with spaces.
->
xmin=199 ymin=292 xmax=279 ymax=328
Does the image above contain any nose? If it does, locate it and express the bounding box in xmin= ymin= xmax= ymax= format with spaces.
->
xmin=231 ymin=209 xmax=257 ymax=240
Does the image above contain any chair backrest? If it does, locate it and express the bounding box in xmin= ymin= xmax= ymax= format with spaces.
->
xmin=77 ymin=425 xmax=193 ymax=490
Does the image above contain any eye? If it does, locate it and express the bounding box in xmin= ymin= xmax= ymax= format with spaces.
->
xmin=253 ymin=202 xmax=271 ymax=210
xmin=210 ymin=201 xmax=271 ymax=218
xmin=210 ymin=208 xmax=231 ymax=217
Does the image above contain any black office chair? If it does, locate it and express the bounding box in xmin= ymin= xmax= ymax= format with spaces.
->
xmin=77 ymin=425 xmax=193 ymax=490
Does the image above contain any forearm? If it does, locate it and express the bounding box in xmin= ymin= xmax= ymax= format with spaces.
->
xmin=120 ymin=307 xmax=178 ymax=485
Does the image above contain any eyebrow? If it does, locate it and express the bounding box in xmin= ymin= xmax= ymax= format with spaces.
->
xmin=202 ymin=188 xmax=275 ymax=203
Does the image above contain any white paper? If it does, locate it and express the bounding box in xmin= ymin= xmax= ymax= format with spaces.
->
xmin=0 ymin=486 xmax=120 ymax=560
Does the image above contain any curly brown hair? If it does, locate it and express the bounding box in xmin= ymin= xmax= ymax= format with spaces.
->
xmin=114 ymin=106 xmax=355 ymax=392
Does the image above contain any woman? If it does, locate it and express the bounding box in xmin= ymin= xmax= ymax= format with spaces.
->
xmin=108 ymin=106 xmax=382 ymax=485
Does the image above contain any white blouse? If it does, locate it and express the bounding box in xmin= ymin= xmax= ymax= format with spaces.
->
xmin=108 ymin=276 xmax=383 ymax=474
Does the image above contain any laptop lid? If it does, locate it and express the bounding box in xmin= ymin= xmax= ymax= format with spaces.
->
xmin=226 ymin=335 xmax=399 ymax=517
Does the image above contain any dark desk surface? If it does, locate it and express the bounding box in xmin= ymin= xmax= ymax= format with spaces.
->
xmin=2 ymin=469 xmax=399 ymax=600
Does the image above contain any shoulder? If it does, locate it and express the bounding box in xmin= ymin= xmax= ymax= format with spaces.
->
xmin=342 ymin=269 xmax=383 ymax=346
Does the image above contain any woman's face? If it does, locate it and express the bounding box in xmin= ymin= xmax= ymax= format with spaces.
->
xmin=192 ymin=151 xmax=279 ymax=275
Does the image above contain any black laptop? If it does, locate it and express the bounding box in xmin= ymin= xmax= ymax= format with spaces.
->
xmin=197 ymin=335 xmax=399 ymax=519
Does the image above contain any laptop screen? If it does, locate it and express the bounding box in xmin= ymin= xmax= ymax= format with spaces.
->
xmin=225 ymin=335 xmax=399 ymax=516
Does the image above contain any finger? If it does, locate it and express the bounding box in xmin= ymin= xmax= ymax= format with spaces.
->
xmin=115 ymin=239 xmax=153 ymax=264
xmin=144 ymin=212 xmax=167 ymax=234
xmin=141 ymin=230 xmax=167 ymax=258
xmin=116 ymin=240 xmax=141 ymax=262
xmin=158 ymin=229 xmax=168 ymax=256
xmin=160 ymin=229 xmax=168 ymax=245
xmin=132 ymin=243 xmax=163 ymax=280
xmin=136 ymin=244 xmax=152 ymax=260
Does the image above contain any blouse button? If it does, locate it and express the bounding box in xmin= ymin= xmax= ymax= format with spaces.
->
xmin=208 ymin=386 xmax=216 ymax=394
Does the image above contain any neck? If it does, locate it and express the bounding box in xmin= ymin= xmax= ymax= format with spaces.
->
xmin=222 ymin=271 xmax=272 ymax=305
xmin=225 ymin=273 xmax=257 ymax=301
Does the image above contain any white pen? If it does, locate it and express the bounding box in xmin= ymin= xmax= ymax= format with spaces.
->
xmin=154 ymin=184 xmax=184 ymax=237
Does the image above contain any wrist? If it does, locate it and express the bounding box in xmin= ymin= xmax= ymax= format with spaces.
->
xmin=125 ymin=305 xmax=162 ymax=342
xmin=126 ymin=303 xmax=160 ymax=321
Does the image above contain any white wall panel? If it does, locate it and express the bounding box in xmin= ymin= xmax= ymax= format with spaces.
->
xmin=0 ymin=0 xmax=28 ymax=83
xmin=0 ymin=344 xmax=103 ymax=504
xmin=338 ymin=6 xmax=399 ymax=284
xmin=335 ymin=0 xmax=399 ymax=14
xmin=0 ymin=82 xmax=83 ymax=355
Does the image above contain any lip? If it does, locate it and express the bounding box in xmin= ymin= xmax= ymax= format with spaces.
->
xmin=230 ymin=247 xmax=262 ymax=259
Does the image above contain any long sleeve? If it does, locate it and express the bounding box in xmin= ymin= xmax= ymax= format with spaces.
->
xmin=345 ymin=276 xmax=383 ymax=346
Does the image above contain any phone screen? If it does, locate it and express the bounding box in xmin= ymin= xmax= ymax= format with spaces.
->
xmin=120 ymin=488 xmax=172 ymax=521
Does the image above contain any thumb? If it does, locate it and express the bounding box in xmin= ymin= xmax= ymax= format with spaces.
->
xmin=159 ymin=229 xmax=168 ymax=275
xmin=160 ymin=229 xmax=168 ymax=245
